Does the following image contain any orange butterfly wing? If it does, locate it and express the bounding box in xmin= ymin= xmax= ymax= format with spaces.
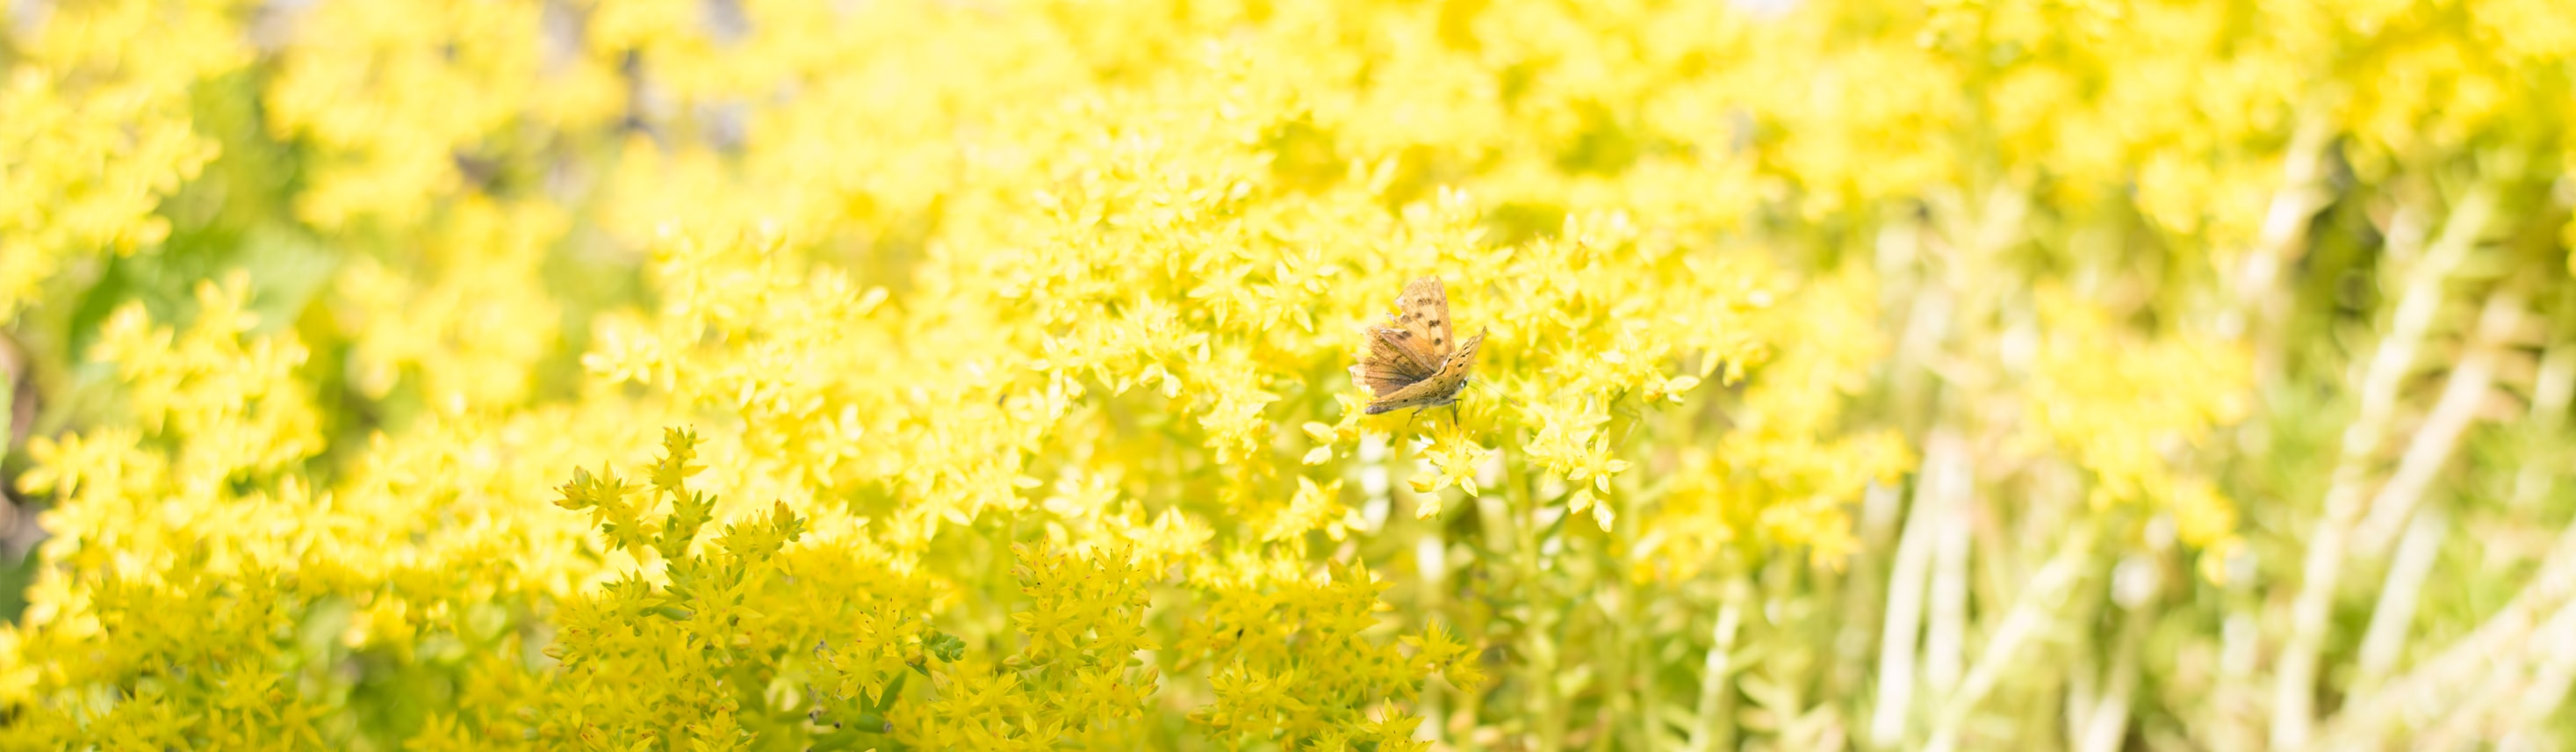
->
xmin=1356 ymin=276 xmax=1486 ymax=415
xmin=1386 ymin=277 xmax=1455 ymax=368
xmin=1354 ymin=327 xmax=1436 ymax=397
xmin=1364 ymin=330 xmax=1485 ymax=415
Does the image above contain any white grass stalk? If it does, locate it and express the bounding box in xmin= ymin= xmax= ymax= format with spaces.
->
xmin=1924 ymin=527 xmax=2093 ymax=752
xmin=2354 ymin=509 xmax=2449 ymax=688
xmin=1870 ymin=431 xmax=1966 ymax=747
xmin=2272 ymin=184 xmax=2496 ymax=748
xmin=2352 ymin=292 xmax=2522 ymax=553
xmin=2319 ymin=512 xmax=2576 ymax=746
xmin=2076 ymin=607 xmax=2146 ymax=752
xmin=1925 ymin=457 xmax=1974 ymax=695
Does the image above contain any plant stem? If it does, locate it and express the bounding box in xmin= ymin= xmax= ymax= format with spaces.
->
xmin=2352 ymin=509 xmax=2447 ymax=691
xmin=1924 ymin=524 xmax=2095 ymax=752
xmin=2315 ymin=491 xmax=2576 ymax=745
xmin=1870 ymin=430 xmax=1968 ymax=747
xmin=1500 ymin=438 xmax=1560 ymax=752
xmin=2075 ymin=599 xmax=2146 ymax=752
xmin=1690 ymin=573 xmax=1748 ymax=752
xmin=2271 ymin=181 xmax=2496 ymax=749
xmin=2350 ymin=291 xmax=2522 ymax=553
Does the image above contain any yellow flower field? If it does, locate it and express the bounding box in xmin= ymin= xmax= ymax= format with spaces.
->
xmin=2 ymin=0 xmax=2572 ymax=748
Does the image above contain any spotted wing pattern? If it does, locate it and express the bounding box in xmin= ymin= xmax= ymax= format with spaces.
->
xmin=1386 ymin=277 xmax=1454 ymax=371
xmin=1354 ymin=327 xmax=1436 ymax=398
xmin=1363 ymin=330 xmax=1485 ymax=415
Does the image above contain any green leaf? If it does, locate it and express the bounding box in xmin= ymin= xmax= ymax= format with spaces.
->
xmin=924 ymin=630 xmax=967 ymax=662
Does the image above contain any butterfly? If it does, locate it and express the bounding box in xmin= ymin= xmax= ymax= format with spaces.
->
xmin=1351 ymin=276 xmax=1488 ymax=416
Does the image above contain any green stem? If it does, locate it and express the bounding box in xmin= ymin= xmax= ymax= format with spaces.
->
xmin=1500 ymin=438 xmax=1560 ymax=752
xmin=1691 ymin=572 xmax=1749 ymax=751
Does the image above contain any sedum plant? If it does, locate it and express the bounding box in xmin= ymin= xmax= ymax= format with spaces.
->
xmin=2 ymin=0 xmax=2575 ymax=749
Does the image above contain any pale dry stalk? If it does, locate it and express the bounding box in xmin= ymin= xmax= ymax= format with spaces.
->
xmin=1924 ymin=525 xmax=2095 ymax=752
xmin=2272 ymin=184 xmax=2497 ymax=749
xmin=1870 ymin=430 xmax=1970 ymax=747
xmin=2352 ymin=290 xmax=2526 ymax=553
xmin=2315 ymin=504 xmax=2576 ymax=747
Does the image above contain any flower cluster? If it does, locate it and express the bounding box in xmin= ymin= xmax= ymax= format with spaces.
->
xmin=7 ymin=0 xmax=2576 ymax=748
